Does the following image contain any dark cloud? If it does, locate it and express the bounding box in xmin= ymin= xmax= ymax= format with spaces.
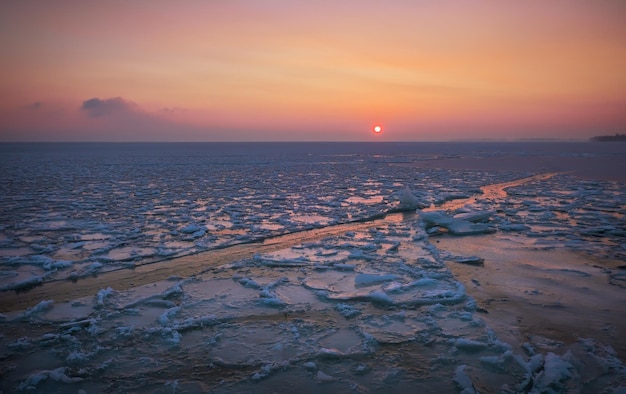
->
xmin=71 ymin=96 xmax=206 ymax=141
xmin=26 ymin=101 xmax=42 ymax=110
xmin=81 ymin=97 xmax=134 ymax=117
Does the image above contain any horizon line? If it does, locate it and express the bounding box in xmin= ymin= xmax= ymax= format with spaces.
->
xmin=0 ymin=138 xmax=594 ymax=144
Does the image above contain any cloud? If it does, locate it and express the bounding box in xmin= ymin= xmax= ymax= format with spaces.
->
xmin=25 ymin=101 xmax=42 ymax=110
xmin=160 ymin=106 xmax=186 ymax=113
xmin=72 ymin=96 xmax=212 ymax=141
xmin=2 ymin=96 xmax=216 ymax=141
xmin=81 ymin=97 xmax=135 ymax=117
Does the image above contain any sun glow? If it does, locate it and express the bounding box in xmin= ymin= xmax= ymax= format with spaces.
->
xmin=373 ymin=125 xmax=382 ymax=134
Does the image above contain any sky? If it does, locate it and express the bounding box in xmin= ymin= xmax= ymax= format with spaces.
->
xmin=1 ymin=1 xmax=625 ymax=142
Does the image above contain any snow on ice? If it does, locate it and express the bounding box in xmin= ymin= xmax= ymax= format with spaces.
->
xmin=0 ymin=143 xmax=624 ymax=392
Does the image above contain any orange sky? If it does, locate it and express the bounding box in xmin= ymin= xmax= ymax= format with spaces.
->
xmin=1 ymin=1 xmax=625 ymax=141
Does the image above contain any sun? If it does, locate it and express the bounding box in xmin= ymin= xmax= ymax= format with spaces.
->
xmin=373 ymin=125 xmax=383 ymax=134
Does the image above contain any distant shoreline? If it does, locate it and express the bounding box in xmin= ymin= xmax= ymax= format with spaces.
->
xmin=590 ymin=134 xmax=626 ymax=142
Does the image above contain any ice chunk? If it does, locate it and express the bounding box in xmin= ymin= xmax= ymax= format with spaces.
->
xmin=446 ymin=221 xmax=495 ymax=236
xmin=332 ymin=263 xmax=356 ymax=271
xmin=531 ymin=352 xmax=573 ymax=392
xmin=318 ymin=347 xmax=344 ymax=357
xmin=184 ymin=229 xmax=206 ymax=240
xmin=397 ymin=185 xmax=426 ymax=210
xmin=479 ymin=355 xmax=505 ymax=371
xmin=95 ymin=287 xmax=115 ymax=308
xmin=179 ymin=224 xmax=205 ymax=234
xmin=163 ymin=328 xmax=181 ymax=345
xmin=384 ymin=278 xmax=438 ymax=293
xmin=158 ymin=306 xmax=181 ymax=326
xmin=175 ymin=315 xmax=219 ymax=331
xmin=367 ymin=290 xmax=394 ymax=304
xmin=316 ymin=370 xmax=334 ymax=382
xmin=421 ymin=211 xmax=457 ymax=227
xmin=20 ymin=299 xmax=53 ymax=319
xmin=454 ymin=338 xmax=488 ymax=351
xmin=165 ymin=380 xmax=179 ymax=392
xmin=355 ymin=273 xmax=400 ymax=287
xmin=454 ymin=365 xmax=477 ymax=394
xmin=334 ymin=303 xmax=361 ymax=319
xmin=0 ymin=275 xmax=43 ymax=292
xmin=66 ymin=350 xmax=90 ymax=365
xmin=448 ymin=256 xmax=484 ymax=266
xmin=420 ymin=211 xmax=495 ymax=236
xmin=453 ymin=210 xmax=495 ymax=222
xmin=256 ymin=256 xmax=310 ymax=267
xmin=254 ymin=277 xmax=289 ymax=307
xmin=162 ymin=281 xmax=185 ymax=299
xmin=250 ymin=363 xmax=286 ymax=381
xmin=348 ymin=249 xmax=375 ymax=260
xmin=258 ymin=297 xmax=285 ymax=307
xmin=26 ymin=255 xmax=74 ymax=271
xmin=8 ymin=337 xmax=32 ymax=350
xmin=237 ymin=276 xmax=261 ymax=289
xmin=80 ymin=262 xmax=103 ymax=276
xmin=499 ymin=223 xmax=530 ymax=232
xmin=18 ymin=367 xmax=83 ymax=391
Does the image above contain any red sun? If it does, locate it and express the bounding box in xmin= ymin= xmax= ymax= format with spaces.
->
xmin=373 ymin=125 xmax=383 ymax=134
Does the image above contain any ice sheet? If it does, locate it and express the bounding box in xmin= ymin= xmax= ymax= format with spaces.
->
xmin=1 ymin=142 xmax=624 ymax=392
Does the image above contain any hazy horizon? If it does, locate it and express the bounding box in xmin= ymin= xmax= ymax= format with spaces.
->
xmin=0 ymin=137 xmax=603 ymax=144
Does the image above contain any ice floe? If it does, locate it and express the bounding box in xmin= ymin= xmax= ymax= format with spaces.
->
xmin=420 ymin=210 xmax=496 ymax=236
xmin=0 ymin=142 xmax=624 ymax=392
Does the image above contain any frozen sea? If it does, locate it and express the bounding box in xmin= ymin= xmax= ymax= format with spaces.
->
xmin=0 ymin=141 xmax=624 ymax=393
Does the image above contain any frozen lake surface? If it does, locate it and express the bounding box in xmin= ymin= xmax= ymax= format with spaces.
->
xmin=0 ymin=142 xmax=624 ymax=392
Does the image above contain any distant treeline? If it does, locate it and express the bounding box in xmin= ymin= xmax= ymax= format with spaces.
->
xmin=590 ymin=134 xmax=626 ymax=142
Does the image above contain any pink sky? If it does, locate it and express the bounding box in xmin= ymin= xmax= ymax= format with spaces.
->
xmin=1 ymin=1 xmax=625 ymax=141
